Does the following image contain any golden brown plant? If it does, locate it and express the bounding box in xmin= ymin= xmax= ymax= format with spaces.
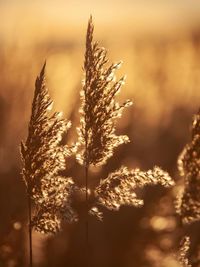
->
xmin=76 ymin=17 xmax=174 ymax=223
xmin=95 ymin=166 xmax=174 ymax=211
xmin=76 ymin=16 xmax=134 ymax=247
xmin=177 ymin=109 xmax=200 ymax=224
xmin=77 ymin=16 xmax=132 ymax=167
xmin=177 ymin=237 xmax=191 ymax=267
xmin=20 ymin=63 xmax=77 ymax=267
xmin=20 ymin=17 xmax=177 ymax=267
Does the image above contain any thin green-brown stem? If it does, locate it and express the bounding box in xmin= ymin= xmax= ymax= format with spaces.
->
xmin=28 ymin=194 xmax=33 ymax=267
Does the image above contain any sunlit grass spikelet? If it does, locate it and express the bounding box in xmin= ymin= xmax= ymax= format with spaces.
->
xmin=77 ymin=16 xmax=132 ymax=167
xmin=94 ymin=166 xmax=174 ymax=210
xmin=177 ymin=237 xmax=191 ymax=267
xmin=177 ymin=109 xmax=200 ymax=224
xmin=20 ymin=63 xmax=77 ymax=234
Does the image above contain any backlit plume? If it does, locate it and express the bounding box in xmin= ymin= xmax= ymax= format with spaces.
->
xmin=94 ymin=166 xmax=174 ymax=210
xmin=177 ymin=237 xmax=191 ymax=267
xmin=21 ymin=63 xmax=77 ymax=234
xmin=77 ymin=16 xmax=132 ymax=167
xmin=177 ymin=109 xmax=200 ymax=224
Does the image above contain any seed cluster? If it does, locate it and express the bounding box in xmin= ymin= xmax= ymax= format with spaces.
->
xmin=21 ymin=64 xmax=77 ymax=234
xmin=95 ymin=166 xmax=174 ymax=211
xmin=177 ymin=109 xmax=200 ymax=224
xmin=77 ymin=17 xmax=132 ymax=167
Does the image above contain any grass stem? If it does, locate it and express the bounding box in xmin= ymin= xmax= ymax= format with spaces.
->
xmin=85 ymin=163 xmax=89 ymax=266
xmin=28 ymin=194 xmax=33 ymax=267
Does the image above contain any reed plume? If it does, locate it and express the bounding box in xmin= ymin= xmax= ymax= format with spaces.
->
xmin=177 ymin=109 xmax=200 ymax=224
xmin=177 ymin=237 xmax=191 ymax=267
xmin=76 ymin=16 xmax=133 ymax=251
xmin=77 ymin=16 xmax=132 ymax=167
xmin=20 ymin=17 xmax=177 ymax=267
xmin=21 ymin=63 xmax=77 ymax=265
xmin=95 ymin=166 xmax=174 ymax=211
xmin=76 ymin=17 xmax=174 ymax=227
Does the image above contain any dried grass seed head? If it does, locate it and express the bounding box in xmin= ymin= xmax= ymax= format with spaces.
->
xmin=176 ymin=237 xmax=191 ymax=267
xmin=77 ymin=17 xmax=132 ymax=167
xmin=177 ymin=109 xmax=200 ymax=224
xmin=94 ymin=166 xmax=174 ymax=211
xmin=21 ymin=63 xmax=77 ymax=234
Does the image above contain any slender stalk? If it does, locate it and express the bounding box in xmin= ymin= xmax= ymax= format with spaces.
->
xmin=85 ymin=130 xmax=89 ymax=266
xmin=85 ymin=166 xmax=89 ymax=248
xmin=28 ymin=194 xmax=33 ymax=267
xmin=85 ymin=164 xmax=89 ymax=246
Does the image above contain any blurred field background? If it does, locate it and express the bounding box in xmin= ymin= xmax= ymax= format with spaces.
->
xmin=0 ymin=1 xmax=200 ymax=267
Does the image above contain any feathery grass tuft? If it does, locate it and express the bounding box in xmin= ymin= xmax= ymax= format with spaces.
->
xmin=20 ymin=17 xmax=179 ymax=267
xmin=21 ymin=63 xmax=77 ymax=235
xmin=177 ymin=237 xmax=191 ymax=267
xmin=75 ymin=17 xmax=174 ymax=223
xmin=77 ymin=16 xmax=132 ymax=167
xmin=95 ymin=166 xmax=174 ymax=211
xmin=177 ymin=109 xmax=200 ymax=224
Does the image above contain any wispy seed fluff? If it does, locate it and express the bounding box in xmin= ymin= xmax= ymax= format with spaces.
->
xmin=95 ymin=166 xmax=174 ymax=210
xmin=21 ymin=63 xmax=77 ymax=234
xmin=176 ymin=237 xmax=191 ymax=267
xmin=177 ymin=109 xmax=200 ymax=224
xmin=77 ymin=16 xmax=132 ymax=167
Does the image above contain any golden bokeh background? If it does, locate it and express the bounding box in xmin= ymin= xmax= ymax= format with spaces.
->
xmin=0 ymin=1 xmax=200 ymax=267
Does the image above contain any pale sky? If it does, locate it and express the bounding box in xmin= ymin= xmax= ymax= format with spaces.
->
xmin=1 ymin=0 xmax=200 ymax=45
